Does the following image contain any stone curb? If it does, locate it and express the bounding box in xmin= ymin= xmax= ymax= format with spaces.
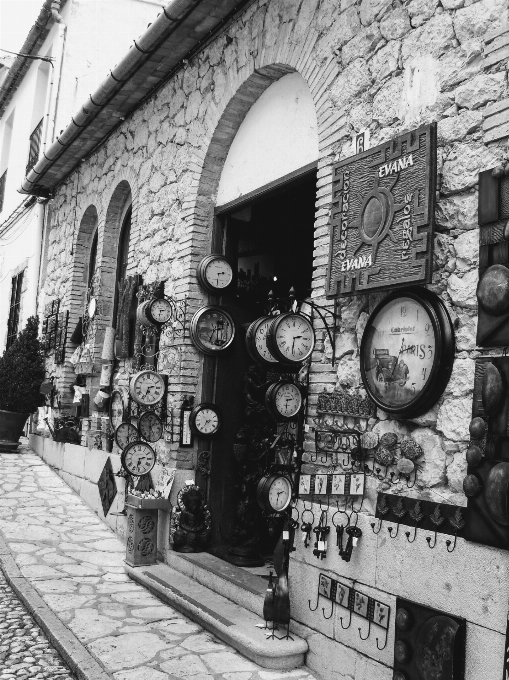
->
xmin=0 ymin=532 xmax=113 ymax=680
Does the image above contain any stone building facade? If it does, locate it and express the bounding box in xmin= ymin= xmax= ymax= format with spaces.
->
xmin=26 ymin=0 xmax=509 ymax=677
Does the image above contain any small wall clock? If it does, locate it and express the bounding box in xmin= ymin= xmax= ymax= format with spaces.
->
xmin=197 ymin=255 xmax=233 ymax=294
xmin=190 ymin=306 xmax=235 ymax=355
xmin=115 ymin=422 xmax=139 ymax=449
xmin=121 ymin=440 xmax=157 ymax=476
xmin=110 ymin=387 xmax=129 ymax=430
xmin=257 ymin=474 xmax=293 ymax=513
xmin=360 ymin=287 xmax=454 ymax=419
xmin=139 ymin=411 xmax=163 ymax=443
xmin=265 ymin=381 xmax=302 ymax=420
xmin=245 ymin=316 xmax=278 ymax=365
xmin=149 ymin=298 xmax=173 ymax=324
xmin=129 ymin=370 xmax=165 ymax=406
xmin=189 ymin=402 xmax=221 ymax=438
xmin=266 ymin=313 xmax=315 ymax=365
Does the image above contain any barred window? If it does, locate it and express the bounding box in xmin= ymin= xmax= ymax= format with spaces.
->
xmin=6 ymin=270 xmax=24 ymax=349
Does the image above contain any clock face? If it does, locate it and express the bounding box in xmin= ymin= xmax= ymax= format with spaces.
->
xmin=362 ymin=296 xmax=436 ymax=411
xmin=193 ymin=406 xmax=220 ymax=436
xmin=115 ymin=422 xmax=139 ymax=450
xmin=268 ymin=476 xmax=292 ymax=512
xmin=190 ymin=307 xmax=235 ymax=355
xmin=122 ymin=441 xmax=156 ymax=477
xmin=110 ymin=391 xmax=125 ymax=429
xmin=139 ymin=411 xmax=163 ymax=443
xmin=204 ymin=257 xmax=233 ymax=290
xmin=268 ymin=313 xmax=315 ymax=364
xmin=273 ymin=382 xmax=302 ymax=418
xmin=130 ymin=370 xmax=165 ymax=406
xmin=254 ymin=317 xmax=278 ymax=363
xmin=150 ymin=298 xmax=172 ymax=324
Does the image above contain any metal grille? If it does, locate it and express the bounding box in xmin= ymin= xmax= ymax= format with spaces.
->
xmin=26 ymin=118 xmax=43 ymax=175
xmin=0 ymin=170 xmax=6 ymax=213
xmin=6 ymin=271 xmax=24 ymax=349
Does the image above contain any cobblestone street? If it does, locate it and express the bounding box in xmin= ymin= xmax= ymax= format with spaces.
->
xmin=0 ymin=444 xmax=318 ymax=680
xmin=0 ymin=571 xmax=75 ymax=679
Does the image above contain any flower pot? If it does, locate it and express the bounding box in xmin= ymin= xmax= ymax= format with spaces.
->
xmin=0 ymin=409 xmax=29 ymax=452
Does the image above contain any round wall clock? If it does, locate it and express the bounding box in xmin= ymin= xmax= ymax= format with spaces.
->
xmin=245 ymin=316 xmax=278 ymax=365
xmin=256 ymin=474 xmax=293 ymax=513
xmin=139 ymin=411 xmax=163 ymax=443
xmin=109 ymin=387 xmax=129 ymax=430
xmin=197 ymin=255 xmax=233 ymax=294
xmin=189 ymin=402 xmax=221 ymax=438
xmin=129 ymin=370 xmax=165 ymax=406
xmin=115 ymin=422 xmax=139 ymax=449
xmin=267 ymin=313 xmax=315 ymax=365
xmin=265 ymin=381 xmax=302 ymax=420
xmin=136 ymin=300 xmax=155 ymax=327
xmin=149 ymin=298 xmax=173 ymax=324
xmin=360 ymin=287 xmax=455 ymax=419
xmin=121 ymin=440 xmax=156 ymax=476
xmin=190 ymin=306 xmax=235 ymax=355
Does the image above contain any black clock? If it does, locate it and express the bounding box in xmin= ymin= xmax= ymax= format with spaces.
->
xmin=189 ymin=402 xmax=221 ymax=438
xmin=266 ymin=313 xmax=315 ymax=365
xmin=360 ymin=287 xmax=454 ymax=419
xmin=190 ymin=306 xmax=235 ymax=355
xmin=265 ymin=381 xmax=302 ymax=420
xmin=121 ymin=440 xmax=157 ymax=477
xmin=245 ymin=316 xmax=278 ymax=365
xmin=197 ymin=255 xmax=233 ymax=294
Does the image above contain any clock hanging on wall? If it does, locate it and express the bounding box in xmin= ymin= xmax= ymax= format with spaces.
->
xmin=121 ymin=440 xmax=157 ymax=476
xmin=197 ymin=255 xmax=233 ymax=294
xmin=256 ymin=474 xmax=293 ymax=513
xmin=189 ymin=402 xmax=222 ymax=438
xmin=138 ymin=411 xmax=163 ymax=443
xmin=190 ymin=306 xmax=235 ymax=355
xmin=245 ymin=316 xmax=278 ymax=365
xmin=129 ymin=370 xmax=165 ymax=406
xmin=110 ymin=387 xmax=129 ymax=430
xmin=360 ymin=287 xmax=454 ymax=419
xmin=265 ymin=381 xmax=302 ymax=420
xmin=266 ymin=313 xmax=315 ymax=365
xmin=115 ymin=422 xmax=139 ymax=449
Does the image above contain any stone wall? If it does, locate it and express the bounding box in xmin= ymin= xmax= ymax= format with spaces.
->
xmin=39 ymin=0 xmax=509 ymax=678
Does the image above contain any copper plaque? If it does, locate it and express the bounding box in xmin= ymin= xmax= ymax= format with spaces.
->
xmin=326 ymin=123 xmax=437 ymax=298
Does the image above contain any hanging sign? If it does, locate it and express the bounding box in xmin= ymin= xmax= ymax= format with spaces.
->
xmin=326 ymin=123 xmax=437 ymax=298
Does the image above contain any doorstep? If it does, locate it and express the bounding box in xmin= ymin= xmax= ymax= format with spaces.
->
xmin=125 ymin=560 xmax=308 ymax=670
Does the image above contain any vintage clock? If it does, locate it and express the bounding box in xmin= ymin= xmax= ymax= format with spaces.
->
xmin=138 ymin=411 xmax=163 ymax=443
xmin=189 ymin=402 xmax=221 ymax=438
xmin=110 ymin=387 xmax=129 ymax=429
xmin=129 ymin=370 xmax=165 ymax=406
xmin=121 ymin=440 xmax=156 ymax=476
xmin=190 ymin=306 xmax=235 ymax=355
xmin=266 ymin=313 xmax=315 ymax=365
xmin=197 ymin=255 xmax=233 ymax=294
xmin=148 ymin=298 xmax=173 ymax=324
xmin=115 ymin=422 xmax=139 ymax=449
xmin=245 ymin=316 xmax=278 ymax=365
xmin=360 ymin=287 xmax=454 ymax=419
xmin=257 ymin=474 xmax=293 ymax=513
xmin=265 ymin=381 xmax=302 ymax=420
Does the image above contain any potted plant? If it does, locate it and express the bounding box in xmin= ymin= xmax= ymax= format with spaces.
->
xmin=0 ymin=316 xmax=45 ymax=451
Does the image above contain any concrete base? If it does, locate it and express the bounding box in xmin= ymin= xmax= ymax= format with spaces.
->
xmin=126 ymin=561 xmax=308 ymax=670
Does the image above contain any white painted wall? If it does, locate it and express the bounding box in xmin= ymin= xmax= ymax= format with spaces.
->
xmin=216 ymin=72 xmax=319 ymax=206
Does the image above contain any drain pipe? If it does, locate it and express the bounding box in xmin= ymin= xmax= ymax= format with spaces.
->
xmin=42 ymin=0 xmax=66 ymax=152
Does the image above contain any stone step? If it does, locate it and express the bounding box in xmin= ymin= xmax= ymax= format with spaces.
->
xmin=125 ymin=561 xmax=308 ymax=671
xmin=165 ymin=551 xmax=266 ymax=618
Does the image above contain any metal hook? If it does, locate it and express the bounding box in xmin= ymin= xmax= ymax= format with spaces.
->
xmin=426 ymin=531 xmax=438 ymax=549
xmin=291 ymin=504 xmax=300 ymax=525
xmin=322 ymin=600 xmax=334 ymax=619
xmin=376 ymin=627 xmax=389 ymax=650
xmin=371 ymin=518 xmax=383 ymax=534
xmin=308 ymin=592 xmax=320 ymax=611
xmin=358 ymin=619 xmax=371 ymax=640
xmin=340 ymin=610 xmax=352 ymax=629
xmin=388 ymin=523 xmax=400 ymax=539
xmin=446 ymin=533 xmax=458 ymax=553
xmin=405 ymin=525 xmax=418 ymax=543
xmin=319 ymin=496 xmax=330 ymax=512
xmin=406 ymin=471 xmax=417 ymax=489
xmin=321 ymin=451 xmax=329 ymax=463
xmin=310 ymin=449 xmax=319 ymax=463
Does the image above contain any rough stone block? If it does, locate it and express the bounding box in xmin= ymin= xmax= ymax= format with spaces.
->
xmin=455 ymin=72 xmax=506 ymax=110
xmin=453 ymin=0 xmax=508 ymax=44
xmin=62 ymin=444 xmax=86 ymax=479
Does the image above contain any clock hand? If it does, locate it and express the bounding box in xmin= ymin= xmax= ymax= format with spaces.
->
xmin=209 ymin=325 xmax=217 ymax=341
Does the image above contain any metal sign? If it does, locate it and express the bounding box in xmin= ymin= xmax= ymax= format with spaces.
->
xmin=326 ymin=123 xmax=437 ymax=298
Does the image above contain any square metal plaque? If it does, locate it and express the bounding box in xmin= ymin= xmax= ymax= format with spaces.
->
xmin=326 ymin=123 xmax=437 ymax=297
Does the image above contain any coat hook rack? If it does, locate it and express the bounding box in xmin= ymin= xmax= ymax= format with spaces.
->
xmin=405 ymin=500 xmax=424 ymax=543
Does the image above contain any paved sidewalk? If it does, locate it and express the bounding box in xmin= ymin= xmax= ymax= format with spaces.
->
xmin=0 ymin=443 xmax=318 ymax=680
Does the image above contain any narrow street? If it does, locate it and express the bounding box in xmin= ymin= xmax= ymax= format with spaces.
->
xmin=0 ymin=444 xmax=318 ymax=680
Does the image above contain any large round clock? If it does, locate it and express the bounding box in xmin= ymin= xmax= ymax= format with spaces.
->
xmin=121 ymin=440 xmax=157 ymax=477
xmin=360 ymin=287 xmax=454 ymax=419
xmin=197 ymin=255 xmax=233 ymax=294
xmin=257 ymin=474 xmax=293 ymax=513
xmin=189 ymin=403 xmax=221 ymax=438
xmin=267 ymin=313 xmax=315 ymax=365
xmin=190 ymin=306 xmax=235 ymax=355
xmin=265 ymin=381 xmax=302 ymax=420
xmin=245 ymin=316 xmax=278 ymax=365
xmin=129 ymin=370 xmax=165 ymax=406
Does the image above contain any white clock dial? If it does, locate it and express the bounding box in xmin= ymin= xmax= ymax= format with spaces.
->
xmin=274 ymin=383 xmax=302 ymax=418
xmin=269 ymin=313 xmax=315 ymax=364
xmin=254 ymin=317 xmax=278 ymax=363
xmin=268 ymin=476 xmax=292 ymax=512
xmin=195 ymin=408 xmax=219 ymax=435
xmin=205 ymin=258 xmax=233 ymax=290
xmin=130 ymin=371 xmax=165 ymax=406
xmin=150 ymin=298 xmax=172 ymax=324
xmin=123 ymin=441 xmax=156 ymax=476
xmin=115 ymin=422 xmax=139 ymax=449
xmin=139 ymin=411 xmax=163 ymax=443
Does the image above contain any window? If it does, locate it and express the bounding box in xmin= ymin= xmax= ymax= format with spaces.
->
xmin=88 ymin=230 xmax=98 ymax=287
xmin=0 ymin=170 xmax=6 ymax=214
xmin=6 ymin=271 xmax=24 ymax=349
xmin=26 ymin=118 xmax=44 ymax=174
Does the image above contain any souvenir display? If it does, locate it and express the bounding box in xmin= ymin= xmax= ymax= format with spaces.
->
xmin=266 ymin=312 xmax=315 ymax=365
xmin=265 ymin=381 xmax=302 ymax=420
xmin=245 ymin=316 xmax=278 ymax=365
xmin=189 ymin=402 xmax=221 ymax=438
xmin=256 ymin=474 xmax=293 ymax=512
xmin=138 ymin=411 xmax=163 ymax=443
xmin=129 ymin=370 xmax=165 ymax=406
xmin=121 ymin=440 xmax=157 ymax=476
xmin=115 ymin=422 xmax=139 ymax=449
xmin=197 ymin=254 xmax=233 ymax=293
xmin=298 ymin=473 xmax=365 ymax=497
xmin=360 ymin=287 xmax=454 ymax=418
xmin=189 ymin=306 xmax=235 ymax=355
xmin=326 ymin=123 xmax=436 ymax=298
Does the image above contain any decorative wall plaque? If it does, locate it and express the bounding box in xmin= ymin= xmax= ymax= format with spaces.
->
xmin=326 ymin=123 xmax=437 ymax=298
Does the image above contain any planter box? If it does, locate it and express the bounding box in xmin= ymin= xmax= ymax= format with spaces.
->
xmin=126 ymin=494 xmax=171 ymax=510
xmin=125 ymin=497 xmax=170 ymax=567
